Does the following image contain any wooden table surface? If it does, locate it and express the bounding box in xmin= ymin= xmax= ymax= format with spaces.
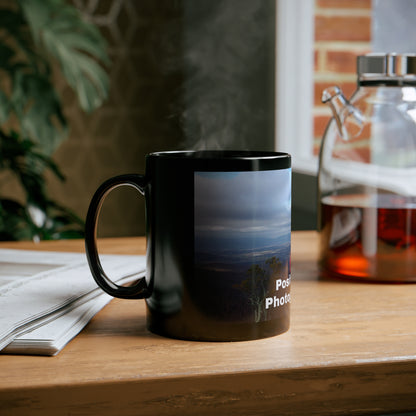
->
xmin=1 ymin=231 xmax=416 ymax=415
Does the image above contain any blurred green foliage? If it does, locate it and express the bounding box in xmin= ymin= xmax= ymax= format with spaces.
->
xmin=0 ymin=0 xmax=109 ymax=240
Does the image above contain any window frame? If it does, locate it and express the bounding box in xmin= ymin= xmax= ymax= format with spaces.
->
xmin=275 ymin=0 xmax=317 ymax=175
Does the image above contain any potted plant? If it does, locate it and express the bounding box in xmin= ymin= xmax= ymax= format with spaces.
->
xmin=0 ymin=0 xmax=109 ymax=240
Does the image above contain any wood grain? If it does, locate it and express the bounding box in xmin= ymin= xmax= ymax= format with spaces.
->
xmin=1 ymin=231 xmax=416 ymax=415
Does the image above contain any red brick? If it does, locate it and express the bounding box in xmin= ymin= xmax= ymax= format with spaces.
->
xmin=314 ymin=50 xmax=319 ymax=71
xmin=314 ymin=120 xmax=372 ymax=162
xmin=314 ymin=115 xmax=332 ymax=139
xmin=317 ymin=0 xmax=371 ymax=9
xmin=357 ymin=123 xmax=371 ymax=141
xmin=315 ymin=138 xmax=371 ymax=162
xmin=326 ymin=51 xmax=360 ymax=74
xmin=315 ymin=15 xmax=371 ymax=42
xmin=334 ymin=143 xmax=371 ymax=163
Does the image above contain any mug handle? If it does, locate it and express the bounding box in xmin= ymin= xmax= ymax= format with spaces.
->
xmin=85 ymin=174 xmax=150 ymax=299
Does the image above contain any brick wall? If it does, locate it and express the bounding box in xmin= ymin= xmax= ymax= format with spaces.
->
xmin=313 ymin=0 xmax=372 ymax=155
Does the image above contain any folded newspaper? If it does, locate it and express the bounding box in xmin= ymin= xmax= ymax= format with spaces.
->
xmin=0 ymin=249 xmax=145 ymax=356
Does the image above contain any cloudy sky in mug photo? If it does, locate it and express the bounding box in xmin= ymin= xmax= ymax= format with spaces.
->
xmin=194 ymin=169 xmax=291 ymax=266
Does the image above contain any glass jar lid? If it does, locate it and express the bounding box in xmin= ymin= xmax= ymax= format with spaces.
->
xmin=357 ymin=53 xmax=416 ymax=85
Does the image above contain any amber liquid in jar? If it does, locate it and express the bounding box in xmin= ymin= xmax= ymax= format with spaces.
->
xmin=320 ymin=194 xmax=416 ymax=282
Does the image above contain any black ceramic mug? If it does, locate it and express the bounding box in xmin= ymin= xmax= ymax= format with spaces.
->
xmin=85 ymin=150 xmax=292 ymax=341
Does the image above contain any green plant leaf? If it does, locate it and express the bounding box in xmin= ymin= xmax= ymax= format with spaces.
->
xmin=0 ymin=91 xmax=10 ymax=124
xmin=11 ymin=71 xmax=67 ymax=154
xmin=0 ymin=130 xmax=64 ymax=208
xmin=0 ymin=198 xmax=33 ymax=241
xmin=0 ymin=43 xmax=15 ymax=70
xmin=0 ymin=9 xmax=26 ymax=46
xmin=0 ymin=0 xmax=105 ymax=241
xmin=0 ymin=130 xmax=85 ymax=241
xmin=0 ymin=8 xmax=45 ymax=72
xmin=19 ymin=0 xmax=110 ymax=113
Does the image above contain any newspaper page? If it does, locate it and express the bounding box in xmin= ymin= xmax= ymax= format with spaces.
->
xmin=0 ymin=249 xmax=145 ymax=356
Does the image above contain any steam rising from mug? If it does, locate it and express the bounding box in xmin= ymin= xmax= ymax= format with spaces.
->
xmin=174 ymin=0 xmax=274 ymax=150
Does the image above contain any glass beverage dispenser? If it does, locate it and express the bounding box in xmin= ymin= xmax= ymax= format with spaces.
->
xmin=319 ymin=53 xmax=416 ymax=282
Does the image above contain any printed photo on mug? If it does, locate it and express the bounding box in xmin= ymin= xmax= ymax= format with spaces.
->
xmin=194 ymin=169 xmax=291 ymax=324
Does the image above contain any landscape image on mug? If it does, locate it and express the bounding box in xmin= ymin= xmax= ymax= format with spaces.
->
xmin=194 ymin=169 xmax=291 ymax=323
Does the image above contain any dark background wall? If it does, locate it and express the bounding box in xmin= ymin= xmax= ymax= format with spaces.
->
xmin=292 ymin=172 xmax=317 ymax=231
xmin=45 ymin=0 xmax=276 ymax=237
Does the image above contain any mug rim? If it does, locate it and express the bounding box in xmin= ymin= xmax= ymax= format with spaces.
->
xmin=146 ymin=150 xmax=291 ymax=171
xmin=148 ymin=150 xmax=290 ymax=160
